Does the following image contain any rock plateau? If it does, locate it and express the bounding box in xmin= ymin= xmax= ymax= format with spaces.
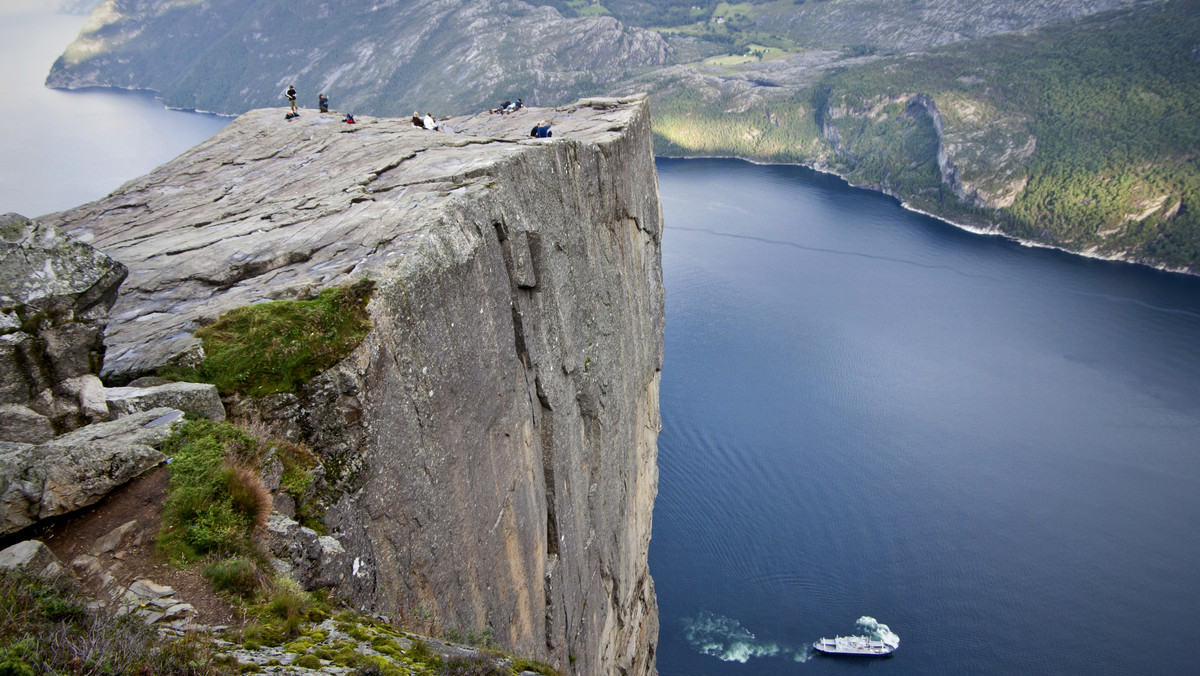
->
xmin=42 ymin=95 xmax=665 ymax=675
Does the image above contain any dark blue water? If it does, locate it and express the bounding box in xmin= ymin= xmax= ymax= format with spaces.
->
xmin=651 ymin=158 xmax=1200 ymax=675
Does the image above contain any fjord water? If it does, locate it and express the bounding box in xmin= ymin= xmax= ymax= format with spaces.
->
xmin=651 ymin=158 xmax=1200 ymax=675
xmin=0 ymin=6 xmax=228 ymax=217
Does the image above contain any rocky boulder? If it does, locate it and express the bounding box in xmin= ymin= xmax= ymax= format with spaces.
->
xmin=266 ymin=513 xmax=352 ymax=592
xmin=0 ymin=539 xmax=67 ymax=580
xmin=105 ymin=380 xmax=225 ymax=421
xmin=0 ymin=214 xmax=127 ymax=441
xmin=0 ymin=407 xmax=182 ymax=535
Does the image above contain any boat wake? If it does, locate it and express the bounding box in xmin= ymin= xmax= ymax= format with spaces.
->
xmin=681 ymin=611 xmax=813 ymax=664
xmin=854 ymin=616 xmax=900 ymax=650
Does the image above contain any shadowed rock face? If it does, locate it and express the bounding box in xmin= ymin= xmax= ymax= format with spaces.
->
xmin=44 ymin=96 xmax=663 ymax=675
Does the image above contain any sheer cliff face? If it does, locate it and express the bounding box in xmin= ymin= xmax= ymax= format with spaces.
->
xmin=44 ymin=97 xmax=663 ymax=675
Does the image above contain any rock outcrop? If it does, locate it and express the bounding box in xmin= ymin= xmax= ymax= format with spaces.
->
xmin=0 ymin=214 xmax=127 ymax=442
xmin=0 ymin=407 xmax=182 ymax=535
xmin=44 ymin=96 xmax=664 ymax=675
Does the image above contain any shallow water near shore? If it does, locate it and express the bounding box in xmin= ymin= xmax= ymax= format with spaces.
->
xmin=651 ymin=157 xmax=1200 ymax=674
xmin=0 ymin=7 xmax=228 ymax=218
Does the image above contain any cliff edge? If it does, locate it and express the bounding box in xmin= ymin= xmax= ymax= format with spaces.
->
xmin=42 ymin=96 xmax=664 ymax=675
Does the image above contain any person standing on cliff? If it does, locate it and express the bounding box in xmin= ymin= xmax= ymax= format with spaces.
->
xmin=286 ymin=85 xmax=298 ymax=114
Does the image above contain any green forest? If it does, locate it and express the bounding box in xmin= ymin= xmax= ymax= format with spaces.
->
xmin=645 ymin=0 xmax=1200 ymax=270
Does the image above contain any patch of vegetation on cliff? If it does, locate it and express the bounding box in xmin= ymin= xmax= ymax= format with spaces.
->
xmin=0 ymin=568 xmax=235 ymax=675
xmin=159 ymin=419 xmax=326 ymax=562
xmin=819 ymin=93 xmax=947 ymax=209
xmin=158 ymin=419 xmax=273 ymax=562
xmin=164 ymin=279 xmax=374 ymax=397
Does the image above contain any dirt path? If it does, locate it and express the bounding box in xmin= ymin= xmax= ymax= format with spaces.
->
xmin=26 ymin=466 xmax=242 ymax=628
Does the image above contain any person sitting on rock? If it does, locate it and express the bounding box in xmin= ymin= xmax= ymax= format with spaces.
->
xmin=423 ymin=112 xmax=439 ymax=131
xmin=530 ymin=121 xmax=552 ymax=138
xmin=412 ymin=111 xmax=424 ymax=127
xmin=318 ymin=93 xmax=329 ymax=113
xmin=343 ymin=113 xmax=355 ymax=124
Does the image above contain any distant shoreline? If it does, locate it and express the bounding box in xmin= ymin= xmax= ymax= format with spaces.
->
xmin=44 ymin=82 xmax=235 ymax=119
xmin=657 ymin=152 xmax=1197 ymax=279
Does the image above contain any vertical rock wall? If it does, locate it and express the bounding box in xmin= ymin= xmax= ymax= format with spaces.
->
xmin=315 ymin=102 xmax=663 ymax=675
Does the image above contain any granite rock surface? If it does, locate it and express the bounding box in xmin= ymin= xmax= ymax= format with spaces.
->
xmin=45 ymin=96 xmax=663 ymax=675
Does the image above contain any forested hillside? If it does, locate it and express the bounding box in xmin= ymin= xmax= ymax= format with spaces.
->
xmin=642 ymin=0 xmax=1200 ymax=270
xmin=47 ymin=0 xmax=1200 ymax=272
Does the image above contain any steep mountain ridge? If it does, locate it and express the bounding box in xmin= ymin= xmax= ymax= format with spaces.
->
xmin=45 ymin=0 xmax=1199 ymax=272
xmin=47 ymin=0 xmax=669 ymax=115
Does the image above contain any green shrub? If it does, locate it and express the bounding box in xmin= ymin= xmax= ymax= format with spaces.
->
xmin=0 ymin=569 xmax=234 ymax=675
xmin=203 ymin=557 xmax=262 ymax=598
xmin=354 ymin=655 xmax=407 ymax=676
xmin=312 ymin=647 xmax=334 ymax=660
xmin=163 ymin=279 xmax=375 ymax=396
xmin=271 ymin=438 xmax=324 ymax=531
xmin=265 ymin=577 xmax=311 ymax=622
xmin=294 ymin=654 xmax=322 ymax=669
xmin=0 ymin=640 xmax=35 ymax=676
xmin=159 ymin=420 xmax=271 ymax=562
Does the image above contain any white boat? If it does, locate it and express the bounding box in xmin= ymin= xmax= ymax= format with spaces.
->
xmin=813 ymin=634 xmax=897 ymax=656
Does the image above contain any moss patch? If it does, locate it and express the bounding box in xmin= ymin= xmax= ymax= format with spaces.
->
xmin=158 ymin=419 xmax=270 ymax=562
xmin=164 ymin=279 xmax=374 ymax=396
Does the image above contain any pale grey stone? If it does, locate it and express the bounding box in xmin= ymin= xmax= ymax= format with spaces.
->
xmin=91 ymin=518 xmax=138 ymax=556
xmin=70 ymin=554 xmax=105 ymax=579
xmin=128 ymin=578 xmax=176 ymax=599
xmin=105 ymin=381 xmax=225 ymax=421
xmin=58 ymin=374 xmax=111 ymax=424
xmin=0 ymin=540 xmax=66 ymax=579
xmin=0 ymin=408 xmax=179 ymax=534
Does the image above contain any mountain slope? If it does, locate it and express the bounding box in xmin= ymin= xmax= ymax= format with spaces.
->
xmin=47 ymin=0 xmax=669 ymax=115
